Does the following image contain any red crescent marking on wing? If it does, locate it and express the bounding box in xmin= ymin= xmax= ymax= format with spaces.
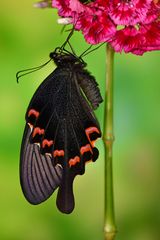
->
xmin=85 ymin=127 xmax=100 ymax=137
xmin=69 ymin=156 xmax=80 ymax=167
xmin=32 ymin=127 xmax=44 ymax=137
xmin=85 ymin=127 xmax=100 ymax=147
xmin=80 ymin=144 xmax=93 ymax=155
xmin=42 ymin=139 xmax=53 ymax=148
xmin=53 ymin=150 xmax=65 ymax=157
xmin=28 ymin=109 xmax=40 ymax=118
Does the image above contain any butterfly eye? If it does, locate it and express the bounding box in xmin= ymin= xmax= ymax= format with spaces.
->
xmin=49 ymin=52 xmax=56 ymax=59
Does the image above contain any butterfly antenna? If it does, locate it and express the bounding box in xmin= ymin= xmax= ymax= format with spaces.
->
xmin=61 ymin=27 xmax=75 ymax=50
xmin=80 ymin=43 xmax=105 ymax=58
xmin=79 ymin=45 xmax=93 ymax=58
xmin=16 ymin=58 xmax=52 ymax=83
xmin=60 ymin=25 xmax=66 ymax=34
xmin=67 ymin=40 xmax=76 ymax=55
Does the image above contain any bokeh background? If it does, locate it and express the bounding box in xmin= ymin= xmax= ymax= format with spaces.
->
xmin=1 ymin=1 xmax=160 ymax=240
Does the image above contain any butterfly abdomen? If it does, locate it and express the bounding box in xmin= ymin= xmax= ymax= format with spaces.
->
xmin=77 ymin=70 xmax=103 ymax=110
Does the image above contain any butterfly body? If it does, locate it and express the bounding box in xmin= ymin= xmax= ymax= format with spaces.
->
xmin=20 ymin=48 xmax=103 ymax=214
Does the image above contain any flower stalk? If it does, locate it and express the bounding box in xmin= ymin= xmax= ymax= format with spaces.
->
xmin=103 ymin=44 xmax=116 ymax=240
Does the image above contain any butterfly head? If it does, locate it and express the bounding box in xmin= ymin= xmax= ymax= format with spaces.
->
xmin=50 ymin=48 xmax=87 ymax=68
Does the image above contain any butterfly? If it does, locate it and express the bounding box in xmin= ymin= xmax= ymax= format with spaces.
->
xmin=18 ymin=47 xmax=103 ymax=214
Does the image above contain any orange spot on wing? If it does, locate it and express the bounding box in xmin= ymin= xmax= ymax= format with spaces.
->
xmin=28 ymin=109 xmax=40 ymax=118
xmin=85 ymin=127 xmax=100 ymax=147
xmin=80 ymin=144 xmax=93 ymax=155
xmin=42 ymin=139 xmax=53 ymax=148
xmin=32 ymin=127 xmax=44 ymax=137
xmin=69 ymin=156 xmax=80 ymax=167
xmin=53 ymin=150 xmax=64 ymax=157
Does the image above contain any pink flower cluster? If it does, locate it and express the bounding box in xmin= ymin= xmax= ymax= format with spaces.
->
xmin=52 ymin=0 xmax=160 ymax=55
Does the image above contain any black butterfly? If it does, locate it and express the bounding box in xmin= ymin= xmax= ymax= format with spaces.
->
xmin=18 ymin=47 xmax=103 ymax=214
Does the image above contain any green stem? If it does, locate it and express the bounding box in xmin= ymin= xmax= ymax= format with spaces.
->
xmin=103 ymin=44 xmax=116 ymax=240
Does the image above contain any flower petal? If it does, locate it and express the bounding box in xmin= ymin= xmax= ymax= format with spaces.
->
xmin=52 ymin=0 xmax=71 ymax=17
xmin=108 ymin=0 xmax=153 ymax=25
xmin=78 ymin=12 xmax=116 ymax=44
xmin=109 ymin=26 xmax=145 ymax=54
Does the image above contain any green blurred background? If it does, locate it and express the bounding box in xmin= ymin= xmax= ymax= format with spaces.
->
xmin=1 ymin=1 xmax=160 ymax=240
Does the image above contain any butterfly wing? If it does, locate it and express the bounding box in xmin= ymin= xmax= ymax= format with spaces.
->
xmin=56 ymin=79 xmax=101 ymax=213
xmin=20 ymin=68 xmax=67 ymax=205
xmin=20 ymin=66 xmax=101 ymax=214
xmin=20 ymin=125 xmax=62 ymax=204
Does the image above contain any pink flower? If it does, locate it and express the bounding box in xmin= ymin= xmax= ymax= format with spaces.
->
xmin=52 ymin=0 xmax=72 ymax=17
xmin=76 ymin=9 xmax=116 ymax=44
xmin=52 ymin=0 xmax=88 ymax=17
xmin=133 ymin=22 xmax=160 ymax=54
xmin=52 ymin=0 xmax=160 ymax=55
xmin=109 ymin=26 xmax=145 ymax=54
xmin=108 ymin=0 xmax=158 ymax=25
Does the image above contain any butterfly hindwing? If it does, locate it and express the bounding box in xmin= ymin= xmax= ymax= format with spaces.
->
xmin=55 ymin=72 xmax=101 ymax=213
xmin=20 ymin=125 xmax=62 ymax=204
